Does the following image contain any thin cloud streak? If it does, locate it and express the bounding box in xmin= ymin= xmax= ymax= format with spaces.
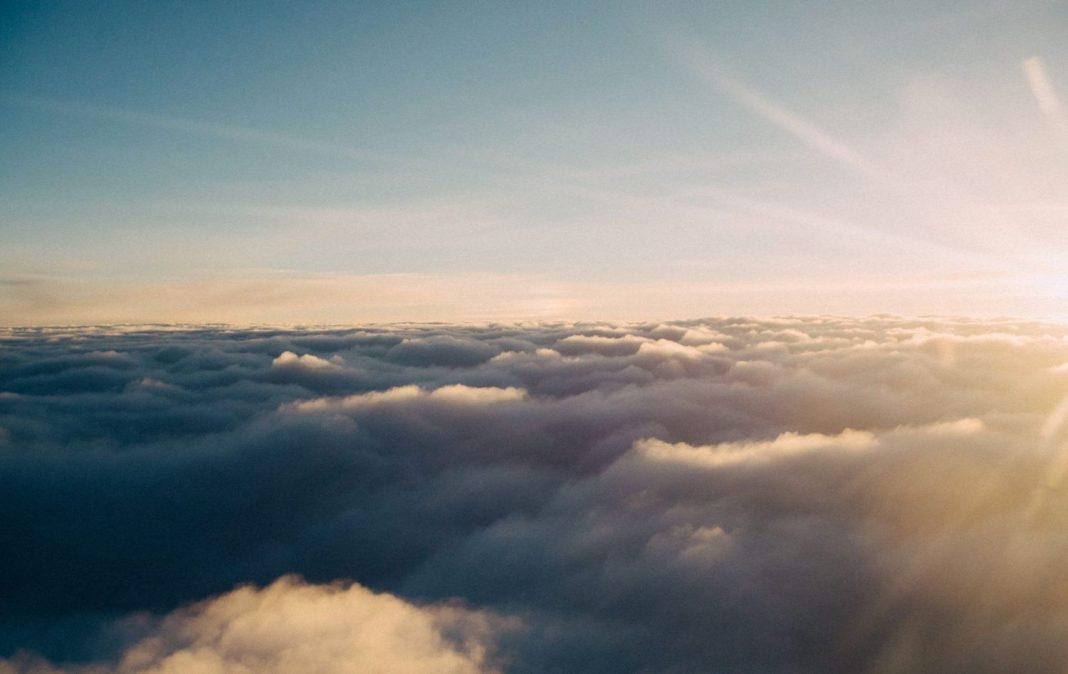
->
xmin=1023 ymin=57 xmax=1068 ymax=146
xmin=674 ymin=42 xmax=887 ymax=181
xmin=689 ymin=185 xmax=1006 ymax=266
xmin=0 ymin=91 xmax=418 ymax=168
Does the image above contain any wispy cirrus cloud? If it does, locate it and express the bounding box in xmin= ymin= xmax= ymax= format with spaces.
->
xmin=671 ymin=41 xmax=886 ymax=180
xmin=1023 ymin=56 xmax=1068 ymax=146
xmin=0 ymin=91 xmax=413 ymax=167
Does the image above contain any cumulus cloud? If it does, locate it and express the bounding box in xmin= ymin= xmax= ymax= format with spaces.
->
xmin=0 ymin=576 xmax=503 ymax=674
xmin=4 ymin=318 xmax=1068 ymax=672
xmin=289 ymin=384 xmax=528 ymax=414
xmin=634 ymin=428 xmax=876 ymax=467
xmin=271 ymin=350 xmax=343 ymax=371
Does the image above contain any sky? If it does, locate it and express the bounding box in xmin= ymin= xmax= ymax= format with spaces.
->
xmin=2 ymin=1 xmax=1068 ymax=324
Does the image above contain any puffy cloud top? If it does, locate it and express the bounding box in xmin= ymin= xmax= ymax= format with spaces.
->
xmin=0 ymin=577 xmax=502 ymax=674
xmin=634 ymin=428 xmax=876 ymax=467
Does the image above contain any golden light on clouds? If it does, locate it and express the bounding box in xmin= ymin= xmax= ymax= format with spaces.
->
xmin=4 ymin=317 xmax=1068 ymax=671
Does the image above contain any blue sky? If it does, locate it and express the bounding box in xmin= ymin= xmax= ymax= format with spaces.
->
xmin=2 ymin=1 xmax=1067 ymax=324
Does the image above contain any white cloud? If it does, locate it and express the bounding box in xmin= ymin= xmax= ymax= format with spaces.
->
xmin=271 ymin=351 xmax=344 ymax=371
xmin=0 ymin=577 xmax=505 ymax=674
xmin=634 ymin=429 xmax=876 ymax=468
xmin=289 ymin=384 xmax=527 ymax=414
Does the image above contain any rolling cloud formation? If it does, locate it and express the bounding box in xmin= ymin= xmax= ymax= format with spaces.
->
xmin=3 ymin=317 xmax=1068 ymax=672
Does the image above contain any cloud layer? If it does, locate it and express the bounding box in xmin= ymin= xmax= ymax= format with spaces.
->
xmin=3 ymin=317 xmax=1068 ymax=672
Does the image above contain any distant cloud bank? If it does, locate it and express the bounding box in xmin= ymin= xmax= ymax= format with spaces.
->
xmin=3 ymin=317 xmax=1068 ymax=672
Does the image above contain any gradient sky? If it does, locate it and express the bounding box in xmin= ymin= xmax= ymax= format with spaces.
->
xmin=2 ymin=0 xmax=1067 ymax=324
